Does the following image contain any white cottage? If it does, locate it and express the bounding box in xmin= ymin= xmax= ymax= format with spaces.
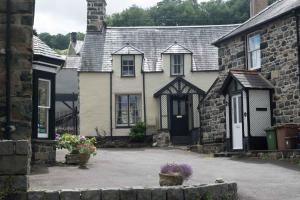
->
xmin=79 ymin=0 xmax=237 ymax=144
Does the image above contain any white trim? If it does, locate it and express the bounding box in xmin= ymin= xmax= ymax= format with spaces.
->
xmin=33 ymin=64 xmax=59 ymax=74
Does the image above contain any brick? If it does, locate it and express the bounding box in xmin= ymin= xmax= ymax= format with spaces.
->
xmin=0 ymin=155 xmax=30 ymax=175
xmin=60 ymin=190 xmax=81 ymax=200
xmin=27 ymin=191 xmax=45 ymax=200
xmin=183 ymin=186 xmax=201 ymax=200
xmin=166 ymin=187 xmax=184 ymax=200
xmin=134 ymin=187 xmax=151 ymax=200
xmin=120 ymin=188 xmax=136 ymax=200
xmin=0 ymin=140 xmax=15 ymax=155
xmin=0 ymin=175 xmax=28 ymax=192
xmin=81 ymin=189 xmax=101 ymax=200
xmin=151 ymin=187 xmax=167 ymax=200
xmin=102 ymin=188 xmax=120 ymax=200
xmin=15 ymin=140 xmax=30 ymax=155
xmin=44 ymin=190 xmax=60 ymax=200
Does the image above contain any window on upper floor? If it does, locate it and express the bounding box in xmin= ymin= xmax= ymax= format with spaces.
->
xmin=247 ymin=33 xmax=261 ymax=70
xmin=171 ymin=54 xmax=184 ymax=76
xmin=121 ymin=55 xmax=135 ymax=77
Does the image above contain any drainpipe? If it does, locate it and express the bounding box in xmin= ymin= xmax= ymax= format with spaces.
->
xmin=4 ymin=0 xmax=12 ymax=139
xmin=295 ymin=10 xmax=300 ymax=88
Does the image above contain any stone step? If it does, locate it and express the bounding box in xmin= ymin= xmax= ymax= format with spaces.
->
xmin=214 ymin=152 xmax=247 ymax=158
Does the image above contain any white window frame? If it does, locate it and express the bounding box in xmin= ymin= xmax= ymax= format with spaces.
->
xmin=247 ymin=33 xmax=261 ymax=70
xmin=171 ymin=54 xmax=184 ymax=76
xmin=116 ymin=94 xmax=141 ymax=127
xmin=121 ymin=55 xmax=135 ymax=77
xmin=38 ymin=79 xmax=51 ymax=139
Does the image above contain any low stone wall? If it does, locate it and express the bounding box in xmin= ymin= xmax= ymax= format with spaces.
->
xmin=249 ymin=150 xmax=300 ymax=161
xmin=26 ymin=183 xmax=237 ymax=200
xmin=31 ymin=140 xmax=56 ymax=165
xmin=0 ymin=140 xmax=31 ymax=198
xmin=190 ymin=143 xmax=226 ymax=154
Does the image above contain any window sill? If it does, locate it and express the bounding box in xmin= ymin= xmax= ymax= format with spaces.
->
xmin=121 ymin=76 xmax=136 ymax=78
xmin=116 ymin=126 xmax=134 ymax=129
xmin=170 ymin=74 xmax=185 ymax=77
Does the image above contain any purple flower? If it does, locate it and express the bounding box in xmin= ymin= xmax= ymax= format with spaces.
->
xmin=160 ymin=163 xmax=193 ymax=180
xmin=80 ymin=135 xmax=86 ymax=141
xmin=55 ymin=134 xmax=60 ymax=140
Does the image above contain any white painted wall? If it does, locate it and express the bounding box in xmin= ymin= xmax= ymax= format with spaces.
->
xmin=79 ymin=53 xmax=218 ymax=136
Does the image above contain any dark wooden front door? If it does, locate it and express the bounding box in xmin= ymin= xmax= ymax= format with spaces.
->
xmin=170 ymin=95 xmax=189 ymax=144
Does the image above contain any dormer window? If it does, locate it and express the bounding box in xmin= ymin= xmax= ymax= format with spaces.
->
xmin=171 ymin=54 xmax=184 ymax=76
xmin=248 ymin=33 xmax=261 ymax=70
xmin=121 ymin=55 xmax=135 ymax=77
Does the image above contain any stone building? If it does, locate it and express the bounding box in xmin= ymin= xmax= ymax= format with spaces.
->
xmin=79 ymin=0 xmax=237 ymax=145
xmin=201 ymin=0 xmax=300 ymax=152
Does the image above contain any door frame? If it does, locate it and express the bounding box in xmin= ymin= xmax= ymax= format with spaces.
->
xmin=229 ymin=91 xmax=245 ymax=151
xmin=169 ymin=95 xmax=189 ymax=138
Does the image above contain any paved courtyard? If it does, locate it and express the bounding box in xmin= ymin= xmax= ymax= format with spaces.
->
xmin=30 ymin=148 xmax=300 ymax=200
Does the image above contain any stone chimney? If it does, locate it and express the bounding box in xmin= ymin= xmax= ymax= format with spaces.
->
xmin=250 ymin=0 xmax=268 ymax=17
xmin=70 ymin=32 xmax=77 ymax=43
xmin=87 ymin=0 xmax=106 ymax=32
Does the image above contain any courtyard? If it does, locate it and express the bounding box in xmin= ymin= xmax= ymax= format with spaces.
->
xmin=29 ymin=148 xmax=300 ymax=200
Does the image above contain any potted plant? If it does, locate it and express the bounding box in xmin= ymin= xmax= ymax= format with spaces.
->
xmin=129 ymin=122 xmax=146 ymax=143
xmin=159 ymin=163 xmax=193 ymax=186
xmin=77 ymin=143 xmax=97 ymax=169
xmin=57 ymin=133 xmax=97 ymax=165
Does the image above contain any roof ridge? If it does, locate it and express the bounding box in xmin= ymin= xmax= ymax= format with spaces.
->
xmin=106 ymin=24 xmax=240 ymax=29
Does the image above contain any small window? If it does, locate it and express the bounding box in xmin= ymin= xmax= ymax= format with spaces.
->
xmin=116 ymin=94 xmax=141 ymax=127
xmin=248 ymin=33 xmax=261 ymax=70
xmin=171 ymin=54 xmax=184 ymax=76
xmin=38 ymin=79 xmax=51 ymax=139
xmin=121 ymin=55 xmax=135 ymax=77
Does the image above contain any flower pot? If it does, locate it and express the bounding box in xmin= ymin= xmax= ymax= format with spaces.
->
xmin=159 ymin=173 xmax=183 ymax=186
xmin=65 ymin=153 xmax=80 ymax=165
xmin=79 ymin=153 xmax=90 ymax=169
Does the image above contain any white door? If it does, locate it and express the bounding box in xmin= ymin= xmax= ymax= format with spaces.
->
xmin=231 ymin=95 xmax=243 ymax=150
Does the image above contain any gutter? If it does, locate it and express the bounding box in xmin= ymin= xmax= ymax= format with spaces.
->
xmin=295 ymin=10 xmax=300 ymax=87
xmin=4 ymin=0 xmax=12 ymax=139
xmin=141 ymin=56 xmax=147 ymax=129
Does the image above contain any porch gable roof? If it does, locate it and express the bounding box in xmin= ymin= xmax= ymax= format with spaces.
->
xmin=154 ymin=77 xmax=205 ymax=98
xmin=220 ymin=70 xmax=274 ymax=94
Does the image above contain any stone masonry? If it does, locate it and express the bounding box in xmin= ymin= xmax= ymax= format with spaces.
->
xmin=87 ymin=0 xmax=106 ymax=32
xmin=26 ymin=183 xmax=238 ymax=200
xmin=201 ymin=13 xmax=300 ymax=147
xmin=0 ymin=0 xmax=34 ymax=140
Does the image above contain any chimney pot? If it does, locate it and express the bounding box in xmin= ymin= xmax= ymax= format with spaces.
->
xmin=250 ymin=0 xmax=268 ymax=17
xmin=70 ymin=32 xmax=77 ymax=43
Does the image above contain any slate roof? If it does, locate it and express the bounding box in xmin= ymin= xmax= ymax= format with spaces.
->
xmin=68 ymin=41 xmax=84 ymax=56
xmin=65 ymin=56 xmax=81 ymax=69
xmin=80 ymin=25 xmax=238 ymax=72
xmin=33 ymin=36 xmax=64 ymax=61
xmin=221 ymin=70 xmax=274 ymax=93
xmin=214 ymin=0 xmax=300 ymax=45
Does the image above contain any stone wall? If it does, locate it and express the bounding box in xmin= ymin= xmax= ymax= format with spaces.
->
xmin=201 ymin=13 xmax=300 ymax=148
xmin=0 ymin=140 xmax=31 ymax=199
xmin=0 ymin=0 xmax=34 ymax=140
xmin=26 ymin=183 xmax=238 ymax=200
xmin=31 ymin=140 xmax=56 ymax=165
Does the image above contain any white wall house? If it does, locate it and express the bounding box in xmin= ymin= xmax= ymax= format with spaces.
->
xmin=79 ymin=0 xmax=237 ymax=144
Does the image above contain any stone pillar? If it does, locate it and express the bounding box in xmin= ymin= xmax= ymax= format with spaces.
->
xmin=0 ymin=140 xmax=31 ymax=198
xmin=87 ymin=0 xmax=106 ymax=32
xmin=0 ymin=0 xmax=35 ymax=140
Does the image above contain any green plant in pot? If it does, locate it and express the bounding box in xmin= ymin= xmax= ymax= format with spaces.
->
xmin=77 ymin=143 xmax=97 ymax=169
xmin=129 ymin=122 xmax=146 ymax=143
xmin=159 ymin=163 xmax=193 ymax=186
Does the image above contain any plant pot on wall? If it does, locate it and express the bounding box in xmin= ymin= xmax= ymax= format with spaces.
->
xmin=65 ymin=153 xmax=80 ymax=165
xmin=159 ymin=173 xmax=183 ymax=186
xmin=79 ymin=153 xmax=90 ymax=169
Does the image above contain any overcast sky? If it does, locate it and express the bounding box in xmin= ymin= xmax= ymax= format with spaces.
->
xmin=34 ymin=0 xmax=208 ymax=34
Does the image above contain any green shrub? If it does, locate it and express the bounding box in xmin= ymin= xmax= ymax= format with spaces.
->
xmin=129 ymin=122 xmax=146 ymax=142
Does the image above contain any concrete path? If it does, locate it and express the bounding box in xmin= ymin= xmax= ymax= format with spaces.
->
xmin=29 ymin=148 xmax=300 ymax=200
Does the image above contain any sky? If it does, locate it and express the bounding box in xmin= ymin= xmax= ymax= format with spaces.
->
xmin=34 ymin=0 xmax=208 ymax=34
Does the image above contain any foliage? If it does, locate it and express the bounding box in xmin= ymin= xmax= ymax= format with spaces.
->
xmin=129 ymin=122 xmax=146 ymax=142
xmin=160 ymin=163 xmax=193 ymax=180
xmin=77 ymin=143 xmax=97 ymax=156
xmin=107 ymin=0 xmax=277 ymax=27
xmin=38 ymin=32 xmax=85 ymax=51
xmin=56 ymin=133 xmax=96 ymax=153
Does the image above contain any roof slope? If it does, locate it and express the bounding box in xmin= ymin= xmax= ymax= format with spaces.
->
xmin=33 ymin=36 xmax=64 ymax=61
xmin=80 ymin=25 xmax=238 ymax=72
xmin=214 ymin=0 xmax=300 ymax=45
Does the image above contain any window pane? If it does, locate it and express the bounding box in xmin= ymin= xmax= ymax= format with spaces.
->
xmin=238 ymin=96 xmax=242 ymax=123
xmin=249 ymin=34 xmax=260 ymax=51
xmin=171 ymin=54 xmax=184 ymax=75
xmin=173 ymin=100 xmax=178 ymax=115
xmin=180 ymin=100 xmax=186 ymax=115
xmin=233 ymin=98 xmax=237 ymax=124
xmin=129 ymin=95 xmax=141 ymax=125
xmin=117 ymin=95 xmax=128 ymax=125
xmin=38 ymin=107 xmax=49 ymax=138
xmin=122 ymin=55 xmax=135 ymax=76
xmin=38 ymin=80 xmax=50 ymax=107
